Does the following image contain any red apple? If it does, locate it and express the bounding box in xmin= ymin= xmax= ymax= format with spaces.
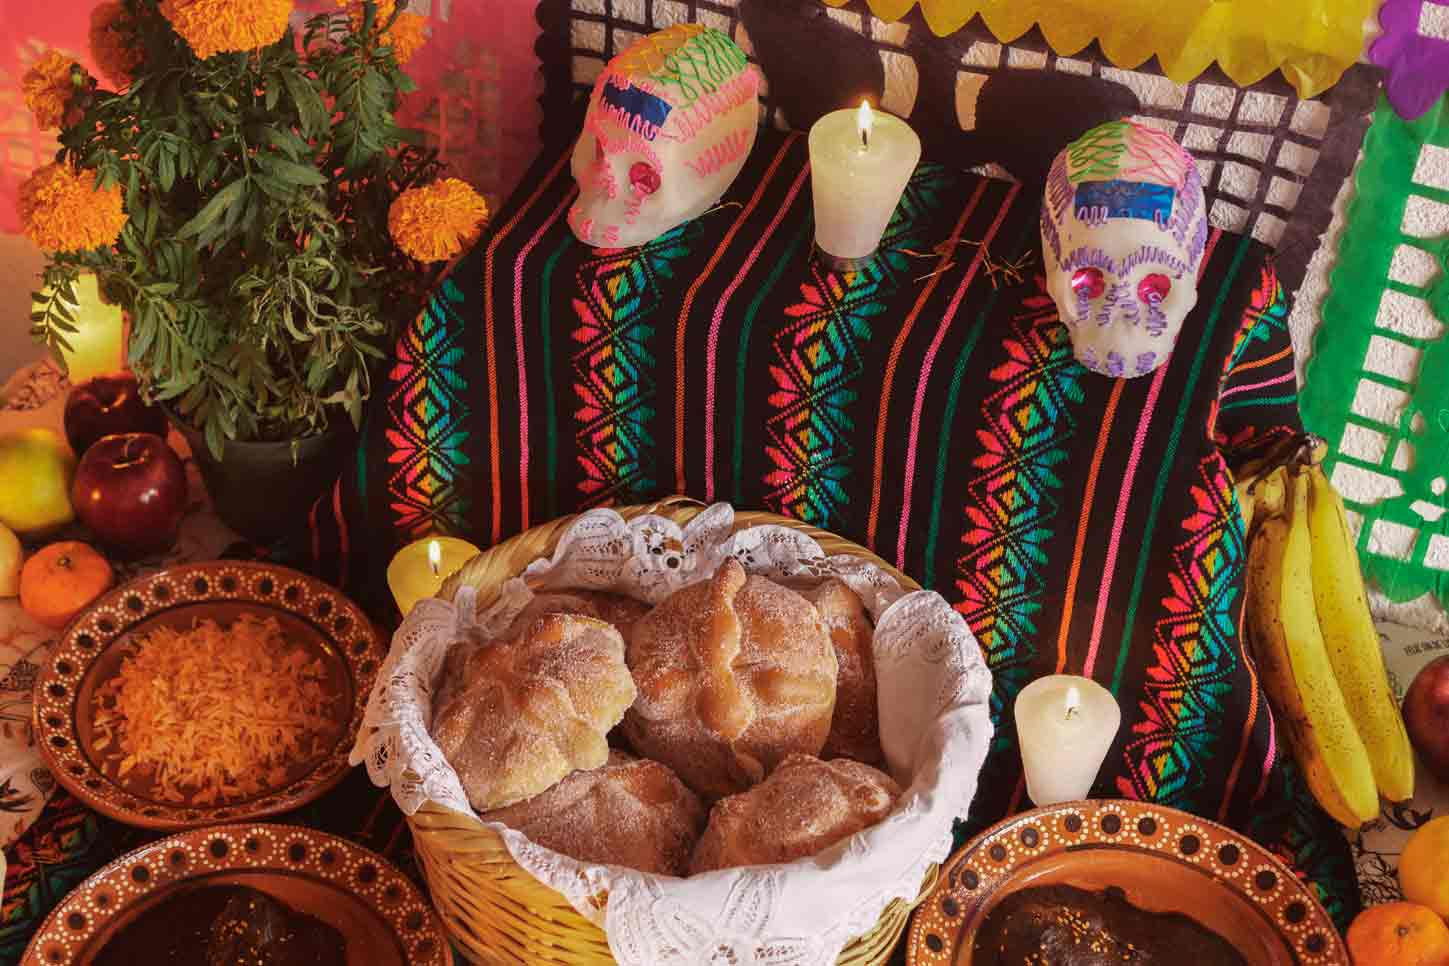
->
xmin=64 ymin=374 xmax=169 ymax=458
xmin=71 ymin=433 xmax=187 ymax=558
xmin=1404 ymin=654 xmax=1449 ymax=784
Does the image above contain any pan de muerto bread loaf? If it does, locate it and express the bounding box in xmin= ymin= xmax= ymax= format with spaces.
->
xmin=506 ymin=590 xmax=652 ymax=638
xmin=483 ymin=750 xmax=706 ymax=875
xmin=435 ymin=591 xmax=649 ymax=714
xmin=432 ymin=614 xmax=638 ymax=811
xmin=690 ymin=753 xmax=901 ymax=873
xmin=801 ymin=578 xmax=882 ymax=764
xmin=621 ymin=558 xmax=838 ymax=799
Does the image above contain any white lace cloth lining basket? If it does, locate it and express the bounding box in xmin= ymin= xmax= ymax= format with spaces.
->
xmin=350 ymin=504 xmax=994 ymax=966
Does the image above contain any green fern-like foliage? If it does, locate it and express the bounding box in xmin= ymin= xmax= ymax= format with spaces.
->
xmin=33 ymin=0 xmax=444 ymax=458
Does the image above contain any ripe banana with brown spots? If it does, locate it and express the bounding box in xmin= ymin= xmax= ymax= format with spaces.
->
xmin=1305 ymin=465 xmax=1415 ymax=802
xmin=1244 ymin=468 xmax=1380 ymax=828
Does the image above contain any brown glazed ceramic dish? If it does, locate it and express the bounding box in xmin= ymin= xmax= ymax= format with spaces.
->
xmin=906 ymin=800 xmax=1348 ymax=966
xmin=21 ymin=824 xmax=448 ymax=965
xmin=32 ymin=561 xmax=383 ymax=830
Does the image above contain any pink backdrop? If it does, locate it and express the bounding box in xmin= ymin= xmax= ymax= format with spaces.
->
xmin=0 ymin=0 xmax=544 ymax=233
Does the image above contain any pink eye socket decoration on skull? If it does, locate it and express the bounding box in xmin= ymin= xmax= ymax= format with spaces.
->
xmin=629 ymin=162 xmax=661 ymax=196
xmin=1138 ymin=273 xmax=1171 ymax=304
xmin=1071 ymin=267 xmax=1106 ymax=299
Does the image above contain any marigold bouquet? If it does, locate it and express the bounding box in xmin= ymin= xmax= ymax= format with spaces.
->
xmin=21 ymin=0 xmax=488 ymax=457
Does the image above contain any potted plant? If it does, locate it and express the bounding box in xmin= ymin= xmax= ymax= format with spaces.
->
xmin=18 ymin=0 xmax=489 ymax=542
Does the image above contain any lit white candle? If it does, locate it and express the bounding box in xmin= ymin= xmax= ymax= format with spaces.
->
xmin=1014 ymin=674 xmax=1122 ymax=806
xmin=807 ymin=99 xmax=921 ymax=269
xmin=387 ymin=536 xmax=481 ymax=617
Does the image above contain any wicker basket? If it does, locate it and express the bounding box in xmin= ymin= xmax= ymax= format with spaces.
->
xmin=411 ymin=497 xmax=938 ymax=965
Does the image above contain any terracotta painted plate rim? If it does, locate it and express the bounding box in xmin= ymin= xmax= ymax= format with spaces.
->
xmin=32 ymin=561 xmax=383 ymax=830
xmin=20 ymin=822 xmax=449 ymax=966
xmin=905 ymin=799 xmax=1347 ymax=966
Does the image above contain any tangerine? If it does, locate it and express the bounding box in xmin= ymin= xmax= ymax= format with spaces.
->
xmin=1402 ymin=816 xmax=1449 ymax=920
xmin=19 ymin=541 xmax=113 ymax=630
xmin=1347 ymin=901 xmax=1449 ymax=966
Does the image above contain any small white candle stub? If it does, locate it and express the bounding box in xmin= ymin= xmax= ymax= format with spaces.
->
xmin=808 ymin=100 xmax=921 ymax=266
xmin=428 ymin=539 xmax=442 ymax=576
xmin=1014 ymin=674 xmax=1121 ymax=807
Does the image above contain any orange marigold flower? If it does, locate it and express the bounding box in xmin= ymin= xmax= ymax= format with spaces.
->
xmin=89 ymin=2 xmax=144 ymax=88
xmin=339 ymin=0 xmax=429 ymax=64
xmin=22 ymin=50 xmax=79 ymax=130
xmin=382 ymin=11 xmax=428 ymax=64
xmin=388 ymin=179 xmax=488 ymax=262
xmin=17 ymin=163 xmax=127 ymax=253
xmin=160 ymin=0 xmax=292 ymax=59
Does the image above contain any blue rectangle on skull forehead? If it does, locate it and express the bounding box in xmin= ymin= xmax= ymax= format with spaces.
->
xmin=1074 ymin=180 xmax=1175 ymax=224
xmin=600 ymin=82 xmax=673 ymax=138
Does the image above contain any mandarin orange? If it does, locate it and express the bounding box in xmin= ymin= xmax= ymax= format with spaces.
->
xmin=19 ymin=541 xmax=113 ymax=630
xmin=1347 ymin=901 xmax=1449 ymax=966
xmin=1403 ymin=817 xmax=1449 ymax=919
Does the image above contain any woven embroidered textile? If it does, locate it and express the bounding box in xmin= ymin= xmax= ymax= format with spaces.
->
xmin=537 ymin=0 xmax=1379 ymax=295
xmin=308 ymin=128 xmax=1358 ymax=927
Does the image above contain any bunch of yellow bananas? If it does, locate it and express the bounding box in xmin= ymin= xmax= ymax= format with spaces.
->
xmin=1237 ymin=440 xmax=1414 ymax=828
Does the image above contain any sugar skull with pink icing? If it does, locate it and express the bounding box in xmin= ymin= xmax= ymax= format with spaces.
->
xmin=569 ymin=24 xmax=760 ymax=249
xmin=1041 ymin=120 xmax=1207 ymax=378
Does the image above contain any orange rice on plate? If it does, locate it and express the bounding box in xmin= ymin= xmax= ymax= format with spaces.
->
xmin=91 ymin=613 xmax=342 ymax=804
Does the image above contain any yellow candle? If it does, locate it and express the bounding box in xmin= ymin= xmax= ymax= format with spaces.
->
xmin=387 ymin=536 xmax=481 ymax=617
xmin=35 ymin=272 xmax=125 ymax=383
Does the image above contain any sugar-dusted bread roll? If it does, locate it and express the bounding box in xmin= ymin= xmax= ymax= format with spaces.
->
xmin=507 ymin=590 xmax=651 ymax=638
xmin=802 ymin=579 xmax=882 ymax=764
xmin=483 ymin=750 xmax=706 ymax=875
xmin=435 ymin=591 xmax=648 ymax=714
xmin=622 ymin=558 xmax=838 ymax=799
xmin=432 ymin=614 xmax=638 ymax=811
xmin=432 ymin=635 xmax=480 ymax=716
xmin=690 ymin=753 xmax=900 ymax=873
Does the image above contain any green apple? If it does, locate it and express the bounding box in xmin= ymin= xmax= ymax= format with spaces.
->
xmin=0 ymin=428 xmax=76 ymax=536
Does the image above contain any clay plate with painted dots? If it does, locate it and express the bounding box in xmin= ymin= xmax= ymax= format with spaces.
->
xmin=32 ymin=561 xmax=383 ymax=830
xmin=907 ymin=800 xmax=1347 ymax=965
xmin=21 ymin=823 xmax=448 ymax=965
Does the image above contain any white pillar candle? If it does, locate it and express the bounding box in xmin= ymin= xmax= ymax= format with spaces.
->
xmin=1014 ymin=674 xmax=1122 ymax=807
xmin=387 ymin=536 xmax=481 ymax=617
xmin=808 ymin=100 xmax=921 ymax=268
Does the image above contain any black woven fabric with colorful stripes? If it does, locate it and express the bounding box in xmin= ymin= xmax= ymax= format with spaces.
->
xmin=306 ymin=128 xmax=1357 ymax=927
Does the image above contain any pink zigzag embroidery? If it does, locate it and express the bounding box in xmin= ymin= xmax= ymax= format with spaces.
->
xmin=588 ymin=113 xmax=662 ymax=168
xmin=685 ymin=129 xmax=752 ymax=177
xmin=1120 ymin=122 xmax=1190 ymax=188
xmin=662 ymin=69 xmax=759 ymax=142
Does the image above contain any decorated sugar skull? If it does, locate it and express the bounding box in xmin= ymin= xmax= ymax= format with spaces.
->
xmin=1041 ymin=120 xmax=1207 ymax=378
xmin=569 ymin=24 xmax=760 ymax=248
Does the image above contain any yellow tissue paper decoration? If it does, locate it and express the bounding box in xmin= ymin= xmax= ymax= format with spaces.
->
xmin=821 ymin=0 xmax=1373 ymax=98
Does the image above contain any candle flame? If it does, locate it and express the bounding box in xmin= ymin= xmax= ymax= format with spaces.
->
xmin=857 ymin=98 xmax=873 ymax=148
xmin=1064 ymin=685 xmax=1081 ymax=721
xmin=428 ymin=539 xmax=441 ymax=577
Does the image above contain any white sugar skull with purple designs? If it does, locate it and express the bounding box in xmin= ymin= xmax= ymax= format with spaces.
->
xmin=1041 ymin=120 xmax=1207 ymax=378
xmin=569 ymin=24 xmax=759 ymax=249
